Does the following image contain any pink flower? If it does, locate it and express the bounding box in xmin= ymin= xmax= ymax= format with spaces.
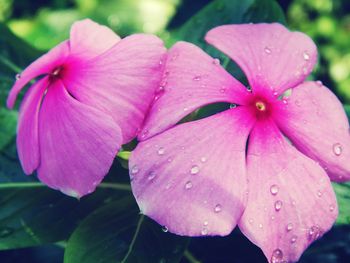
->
xmin=129 ymin=23 xmax=350 ymax=262
xmin=7 ymin=19 xmax=166 ymax=198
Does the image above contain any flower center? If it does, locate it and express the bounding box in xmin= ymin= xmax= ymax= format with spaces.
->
xmin=51 ymin=66 xmax=63 ymax=77
xmin=255 ymin=101 xmax=266 ymax=111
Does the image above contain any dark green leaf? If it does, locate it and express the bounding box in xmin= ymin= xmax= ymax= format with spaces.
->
xmin=333 ymin=182 xmax=350 ymax=225
xmin=64 ymin=198 xmax=189 ymax=263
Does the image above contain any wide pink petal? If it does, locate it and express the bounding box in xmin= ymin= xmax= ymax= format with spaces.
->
xmin=16 ymin=77 xmax=49 ymax=174
xmin=7 ymin=41 xmax=70 ymax=109
xmin=63 ymin=34 xmax=166 ymax=143
xmin=275 ymin=81 xmax=350 ymax=182
xmin=139 ymin=41 xmax=250 ymax=140
xmin=69 ymin=19 xmax=121 ymax=61
xmin=205 ymin=23 xmax=317 ymax=95
xmin=129 ymin=107 xmax=255 ymax=236
xmin=239 ymin=120 xmax=338 ymax=263
xmin=37 ymin=80 xmax=122 ymax=198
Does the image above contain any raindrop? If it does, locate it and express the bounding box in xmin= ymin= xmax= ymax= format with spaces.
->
xmin=302 ymin=67 xmax=308 ymax=75
xmin=316 ymin=80 xmax=323 ymax=86
xmin=229 ymin=103 xmax=237 ymax=109
xmin=131 ymin=165 xmax=139 ymax=174
xmin=15 ymin=73 xmax=21 ymax=80
xmin=274 ymin=200 xmax=283 ymax=211
xmin=273 ymin=91 xmax=278 ymax=96
xmin=193 ymin=75 xmax=201 ymax=81
xmin=214 ymin=204 xmax=222 ymax=213
xmin=190 ymin=165 xmax=200 ymax=175
xmin=249 ymin=219 xmax=254 ymax=224
xmin=167 ymin=157 xmax=173 ymax=163
xmin=157 ymin=147 xmax=165 ymax=156
xmin=303 ymin=51 xmax=310 ymax=61
xmin=291 ymin=235 xmax=298 ymax=243
xmin=200 ymin=157 xmax=207 ymax=163
xmin=308 ymin=225 xmax=322 ymax=241
xmin=264 ymin=47 xmax=272 ymax=54
xmin=203 ymin=221 xmax=209 ymax=226
xmin=0 ymin=227 xmax=14 ymax=238
xmin=219 ymin=88 xmax=226 ymax=93
xmin=271 ymin=249 xmax=283 ymax=263
xmin=185 ymin=181 xmax=193 ymax=190
xmin=162 ymin=226 xmax=169 ymax=233
xmin=140 ymin=130 xmax=149 ymax=139
xmin=295 ymin=100 xmax=301 ymax=106
xmin=213 ymin=58 xmax=220 ymax=65
xmin=270 ymin=184 xmax=279 ymax=195
xmin=201 ymin=228 xmax=208 ymax=236
xmin=329 ymin=204 xmax=335 ymax=212
xmin=332 ymin=143 xmax=342 ymax=156
xmin=258 ymin=223 xmax=263 ymax=229
xmin=247 ymin=86 xmax=252 ymax=92
xmin=183 ymin=107 xmax=189 ymax=112
xmin=286 ymin=223 xmax=293 ymax=231
xmin=317 ymin=190 xmax=322 ymax=197
xmin=282 ymin=99 xmax=288 ymax=105
xmin=147 ymin=171 xmax=156 ymax=181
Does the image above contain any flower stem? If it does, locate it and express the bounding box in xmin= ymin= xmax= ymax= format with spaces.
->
xmin=184 ymin=250 xmax=201 ymax=263
xmin=0 ymin=56 xmax=22 ymax=73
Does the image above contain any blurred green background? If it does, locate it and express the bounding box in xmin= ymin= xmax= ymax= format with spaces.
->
xmin=0 ymin=0 xmax=350 ymax=262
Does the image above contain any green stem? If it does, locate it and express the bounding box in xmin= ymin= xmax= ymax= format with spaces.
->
xmin=184 ymin=250 xmax=201 ymax=263
xmin=0 ymin=56 xmax=22 ymax=73
xmin=0 ymin=181 xmax=131 ymax=191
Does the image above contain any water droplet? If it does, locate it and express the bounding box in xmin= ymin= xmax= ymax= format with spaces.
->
xmin=167 ymin=157 xmax=172 ymax=163
xmin=203 ymin=221 xmax=209 ymax=226
xmin=271 ymin=216 xmax=275 ymax=220
xmin=308 ymin=225 xmax=322 ymax=241
xmin=264 ymin=47 xmax=272 ymax=54
xmin=295 ymin=100 xmax=301 ymax=106
xmin=0 ymin=227 xmax=14 ymax=238
xmin=185 ymin=181 xmax=193 ymax=190
xmin=302 ymin=67 xmax=308 ymax=75
xmin=131 ymin=165 xmax=139 ymax=174
xmin=248 ymin=219 xmax=254 ymax=224
xmin=329 ymin=204 xmax=335 ymax=212
xmin=282 ymin=99 xmax=288 ymax=105
xmin=213 ymin=58 xmax=220 ymax=65
xmin=214 ymin=204 xmax=222 ymax=213
xmin=273 ymin=91 xmax=278 ymax=96
xmin=200 ymin=157 xmax=207 ymax=163
xmin=291 ymin=235 xmax=298 ymax=243
xmin=316 ymin=80 xmax=323 ymax=86
xmin=162 ymin=226 xmax=169 ymax=232
xmin=258 ymin=223 xmax=263 ymax=229
xmin=229 ymin=103 xmax=237 ymax=109
xmin=219 ymin=88 xmax=226 ymax=93
xmin=140 ymin=130 xmax=149 ymax=139
xmin=247 ymin=86 xmax=252 ymax=92
xmin=193 ymin=75 xmax=201 ymax=81
xmin=286 ymin=223 xmax=293 ymax=231
xmin=157 ymin=147 xmax=165 ymax=155
xmin=190 ymin=165 xmax=200 ymax=175
xmin=274 ymin=200 xmax=283 ymax=211
xmin=15 ymin=73 xmax=21 ymax=80
xmin=303 ymin=51 xmax=310 ymax=61
xmin=270 ymin=184 xmax=279 ymax=195
xmin=201 ymin=228 xmax=208 ymax=235
xmin=317 ymin=190 xmax=322 ymax=197
xmin=271 ymin=249 xmax=284 ymax=263
xmin=183 ymin=107 xmax=189 ymax=112
xmin=148 ymin=171 xmax=156 ymax=181
xmin=333 ymin=143 xmax=342 ymax=156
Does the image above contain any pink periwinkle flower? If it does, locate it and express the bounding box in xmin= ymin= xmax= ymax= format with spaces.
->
xmin=7 ymin=19 xmax=166 ymax=198
xmin=129 ymin=23 xmax=350 ymax=262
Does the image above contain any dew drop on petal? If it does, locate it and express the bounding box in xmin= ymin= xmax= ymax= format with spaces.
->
xmin=201 ymin=228 xmax=208 ymax=236
xmin=193 ymin=75 xmax=201 ymax=81
xmin=203 ymin=221 xmax=209 ymax=226
xmin=200 ymin=157 xmax=207 ymax=163
xmin=291 ymin=235 xmax=298 ymax=243
xmin=308 ymin=225 xmax=322 ymax=241
xmin=131 ymin=165 xmax=139 ymax=174
xmin=258 ymin=223 xmax=263 ymax=229
xmin=333 ymin=143 xmax=342 ymax=156
xmin=303 ymin=51 xmax=310 ymax=61
xmin=15 ymin=73 xmax=21 ymax=80
xmin=157 ymin=147 xmax=165 ymax=156
xmin=270 ymin=184 xmax=279 ymax=195
xmin=317 ymin=190 xmax=322 ymax=197
xmin=295 ymin=100 xmax=301 ymax=106
xmin=229 ymin=103 xmax=237 ymax=109
xmin=264 ymin=47 xmax=272 ymax=54
xmin=190 ymin=165 xmax=200 ymax=175
xmin=286 ymin=223 xmax=293 ymax=231
xmin=316 ymin=80 xmax=323 ymax=86
xmin=185 ymin=181 xmax=193 ymax=190
xmin=214 ymin=204 xmax=222 ymax=213
xmin=271 ymin=249 xmax=283 ymax=263
xmin=162 ymin=226 xmax=169 ymax=232
xmin=212 ymin=58 xmax=220 ymax=65
xmin=219 ymin=88 xmax=226 ymax=93
xmin=329 ymin=204 xmax=335 ymax=212
xmin=274 ymin=200 xmax=283 ymax=211
xmin=148 ymin=171 xmax=156 ymax=181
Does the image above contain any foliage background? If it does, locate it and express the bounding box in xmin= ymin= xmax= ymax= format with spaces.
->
xmin=0 ymin=0 xmax=349 ymax=262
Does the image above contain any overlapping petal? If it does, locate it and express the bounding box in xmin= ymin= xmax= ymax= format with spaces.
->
xmin=205 ymin=23 xmax=317 ymax=96
xmin=239 ymin=121 xmax=337 ymax=262
xmin=139 ymin=41 xmax=250 ymax=140
xmin=275 ymin=81 xmax=350 ymax=182
xmin=17 ymin=77 xmax=48 ymax=174
xmin=7 ymin=41 xmax=70 ymax=108
xmin=63 ymin=34 xmax=166 ymax=143
xmin=130 ymin=108 xmax=255 ymax=236
xmin=37 ymin=80 xmax=122 ymax=197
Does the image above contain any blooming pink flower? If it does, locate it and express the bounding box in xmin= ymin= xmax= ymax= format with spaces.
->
xmin=129 ymin=23 xmax=350 ymax=262
xmin=7 ymin=19 xmax=165 ymax=198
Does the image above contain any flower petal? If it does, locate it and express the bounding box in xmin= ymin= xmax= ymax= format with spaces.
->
xmin=63 ymin=34 xmax=166 ymax=143
xmin=37 ymin=80 xmax=122 ymax=197
xmin=239 ymin=120 xmax=337 ymax=263
xmin=275 ymin=81 xmax=350 ymax=182
xmin=7 ymin=41 xmax=70 ymax=109
xmin=69 ymin=19 xmax=121 ymax=60
xmin=205 ymin=23 xmax=317 ymax=95
xmin=140 ymin=41 xmax=249 ymax=140
xmin=130 ymin=108 xmax=255 ymax=236
xmin=17 ymin=77 xmax=48 ymax=174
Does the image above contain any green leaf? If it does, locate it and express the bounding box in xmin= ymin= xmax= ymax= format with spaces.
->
xmin=0 ymin=108 xmax=17 ymax=151
xmin=333 ymin=182 xmax=350 ymax=225
xmin=64 ymin=198 xmax=189 ymax=263
xmin=171 ymin=0 xmax=285 ymax=81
